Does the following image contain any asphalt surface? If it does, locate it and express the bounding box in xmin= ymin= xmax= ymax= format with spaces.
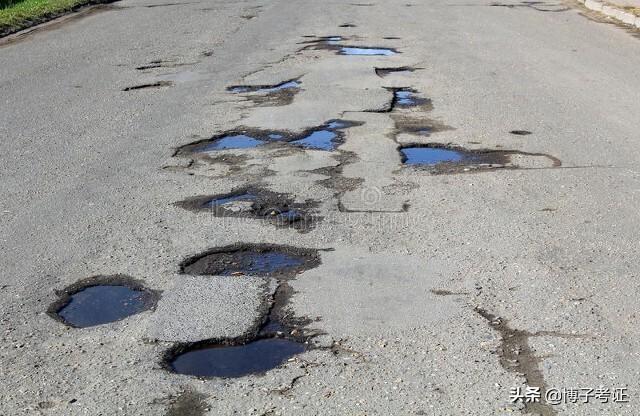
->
xmin=1 ymin=0 xmax=640 ymax=414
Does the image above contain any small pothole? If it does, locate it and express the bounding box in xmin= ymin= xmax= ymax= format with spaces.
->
xmin=301 ymin=36 xmax=398 ymax=56
xmin=227 ymin=79 xmax=300 ymax=94
xmin=47 ymin=275 xmax=159 ymax=328
xmin=175 ymin=187 xmax=319 ymax=231
xmin=375 ymin=66 xmax=416 ymax=77
xmin=179 ymin=244 xmax=322 ymax=278
xmin=391 ymin=87 xmax=429 ymax=107
xmin=122 ymin=81 xmax=173 ymax=91
xmin=510 ymin=130 xmax=532 ymax=135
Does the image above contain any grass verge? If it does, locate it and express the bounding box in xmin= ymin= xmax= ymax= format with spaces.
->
xmin=0 ymin=0 xmax=109 ymax=37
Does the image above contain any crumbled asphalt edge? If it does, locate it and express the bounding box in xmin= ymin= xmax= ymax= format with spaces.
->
xmin=123 ymin=81 xmax=174 ymax=91
xmin=46 ymin=274 xmax=161 ymax=328
xmin=308 ymin=150 xmax=364 ymax=197
xmin=475 ymin=308 xmax=557 ymax=416
xmin=166 ymin=388 xmax=209 ymax=416
xmin=174 ymin=185 xmax=322 ymax=232
xmin=172 ymin=120 xmax=364 ymax=157
xmin=397 ymin=143 xmax=562 ymax=174
xmin=163 ymin=247 xmax=332 ymax=379
xmin=0 ymin=1 xmax=118 ymax=39
xmin=178 ymin=243 xmax=324 ymax=279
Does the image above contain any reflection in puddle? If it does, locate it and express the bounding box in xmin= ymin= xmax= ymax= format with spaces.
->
xmin=175 ymin=120 xmax=359 ymax=154
xmin=169 ymin=338 xmax=306 ymax=378
xmin=51 ymin=282 xmax=157 ymax=328
xmin=395 ymin=89 xmax=420 ymax=106
xmin=202 ymin=192 xmax=257 ymax=209
xmin=340 ymin=46 xmax=396 ymax=56
xmin=400 ymin=147 xmax=466 ymax=165
xmin=196 ymin=135 xmax=266 ymax=151
xmin=180 ymin=244 xmax=320 ymax=278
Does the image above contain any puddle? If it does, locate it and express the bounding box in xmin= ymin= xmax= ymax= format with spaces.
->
xmin=375 ymin=66 xmax=416 ymax=77
xmin=47 ymin=275 xmax=158 ymax=328
xmin=169 ymin=338 xmax=306 ymax=378
xmin=392 ymin=88 xmax=427 ymax=107
xmin=301 ymin=36 xmax=398 ymax=56
xmin=122 ymin=81 xmax=173 ymax=91
xmin=290 ymin=129 xmax=338 ymax=150
xmin=174 ymin=120 xmax=359 ymax=156
xmin=227 ymin=79 xmax=301 ymax=94
xmin=399 ymin=144 xmax=561 ymax=173
xmin=176 ymin=187 xmax=318 ymax=231
xmin=401 ymin=147 xmax=468 ymax=165
xmin=339 ymin=46 xmax=396 ymax=56
xmin=179 ymin=244 xmax=321 ymax=278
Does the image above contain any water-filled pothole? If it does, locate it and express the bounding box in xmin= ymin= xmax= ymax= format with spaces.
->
xmin=399 ymin=144 xmax=560 ymax=173
xmin=391 ymin=88 xmax=428 ymax=107
xmin=47 ymin=275 xmax=159 ymax=328
xmin=301 ymin=36 xmax=398 ymax=56
xmin=179 ymin=244 xmax=321 ymax=278
xmin=169 ymin=337 xmax=306 ymax=378
xmin=176 ymin=187 xmax=318 ymax=231
xmin=174 ymin=120 xmax=360 ymax=155
xmin=227 ymin=79 xmax=301 ymax=106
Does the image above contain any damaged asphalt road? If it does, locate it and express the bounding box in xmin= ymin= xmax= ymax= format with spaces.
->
xmin=1 ymin=0 xmax=640 ymax=414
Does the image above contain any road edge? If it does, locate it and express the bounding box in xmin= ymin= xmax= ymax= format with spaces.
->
xmin=577 ymin=0 xmax=640 ymax=28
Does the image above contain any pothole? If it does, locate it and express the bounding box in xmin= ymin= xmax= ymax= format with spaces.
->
xmin=165 ymin=277 xmax=317 ymax=378
xmin=228 ymin=79 xmax=300 ymax=94
xmin=47 ymin=275 xmax=159 ymax=328
xmin=174 ymin=120 xmax=360 ymax=155
xmin=375 ymin=66 xmax=417 ymax=77
xmin=398 ymin=143 xmax=561 ymax=173
xmin=301 ymin=36 xmax=398 ymax=56
xmin=122 ymin=81 xmax=173 ymax=91
xmin=227 ymin=79 xmax=301 ymax=106
xmin=510 ymin=130 xmax=532 ymax=135
xmin=391 ymin=87 xmax=429 ymax=108
xmin=175 ymin=187 xmax=319 ymax=231
xmin=339 ymin=46 xmax=397 ymax=56
xmin=179 ymin=244 xmax=322 ymax=279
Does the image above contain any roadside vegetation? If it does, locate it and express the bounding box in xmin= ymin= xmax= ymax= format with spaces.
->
xmin=0 ymin=0 xmax=99 ymax=37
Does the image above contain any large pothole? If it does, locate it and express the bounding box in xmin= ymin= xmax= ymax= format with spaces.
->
xmin=301 ymin=36 xmax=398 ymax=56
xmin=174 ymin=120 xmax=361 ymax=156
xmin=47 ymin=275 xmax=159 ymax=328
xmin=398 ymin=143 xmax=561 ymax=173
xmin=179 ymin=244 xmax=322 ymax=279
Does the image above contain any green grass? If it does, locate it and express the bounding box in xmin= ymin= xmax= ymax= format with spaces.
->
xmin=0 ymin=0 xmax=95 ymax=36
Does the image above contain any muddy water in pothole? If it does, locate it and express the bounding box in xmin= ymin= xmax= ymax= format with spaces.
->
xmin=202 ymin=192 xmax=257 ymax=209
xmin=169 ymin=338 xmax=306 ymax=378
xmin=53 ymin=285 xmax=156 ymax=327
xmin=180 ymin=245 xmax=321 ymax=278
